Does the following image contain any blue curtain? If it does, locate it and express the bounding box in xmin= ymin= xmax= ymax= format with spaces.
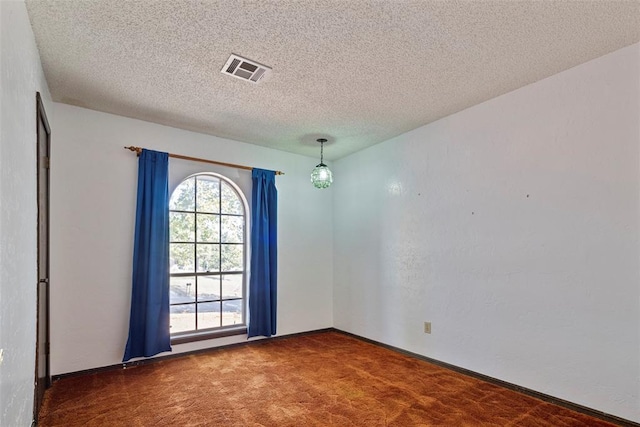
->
xmin=248 ymin=168 xmax=278 ymax=338
xmin=123 ymin=149 xmax=172 ymax=361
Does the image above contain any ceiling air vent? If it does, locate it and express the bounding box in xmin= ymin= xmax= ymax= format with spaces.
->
xmin=221 ymin=54 xmax=271 ymax=84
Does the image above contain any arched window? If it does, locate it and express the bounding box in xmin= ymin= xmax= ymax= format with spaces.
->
xmin=168 ymin=173 xmax=247 ymax=337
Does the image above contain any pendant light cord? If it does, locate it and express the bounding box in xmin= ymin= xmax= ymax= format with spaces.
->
xmin=317 ymin=138 xmax=327 ymax=166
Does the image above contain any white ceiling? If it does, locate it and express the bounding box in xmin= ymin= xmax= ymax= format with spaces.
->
xmin=26 ymin=0 xmax=640 ymax=160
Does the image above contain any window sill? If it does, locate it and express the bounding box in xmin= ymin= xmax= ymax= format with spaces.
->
xmin=170 ymin=326 xmax=247 ymax=345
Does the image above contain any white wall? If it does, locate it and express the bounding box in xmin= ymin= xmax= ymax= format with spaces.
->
xmin=0 ymin=1 xmax=52 ymax=426
xmin=333 ymin=43 xmax=640 ymax=422
xmin=50 ymin=104 xmax=333 ymax=375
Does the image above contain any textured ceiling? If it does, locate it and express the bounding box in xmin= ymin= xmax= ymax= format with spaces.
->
xmin=26 ymin=0 xmax=640 ymax=160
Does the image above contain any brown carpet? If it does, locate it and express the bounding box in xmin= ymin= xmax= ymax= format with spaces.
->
xmin=39 ymin=331 xmax=618 ymax=426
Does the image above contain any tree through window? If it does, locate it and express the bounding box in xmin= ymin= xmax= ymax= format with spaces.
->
xmin=169 ymin=173 xmax=246 ymax=336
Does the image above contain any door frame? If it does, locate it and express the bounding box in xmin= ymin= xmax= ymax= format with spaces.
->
xmin=33 ymin=91 xmax=51 ymax=423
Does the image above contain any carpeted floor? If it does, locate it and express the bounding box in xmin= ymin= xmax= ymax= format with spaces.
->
xmin=39 ymin=331 xmax=618 ymax=426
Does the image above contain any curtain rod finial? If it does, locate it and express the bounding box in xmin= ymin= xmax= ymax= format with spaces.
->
xmin=124 ymin=146 xmax=143 ymax=155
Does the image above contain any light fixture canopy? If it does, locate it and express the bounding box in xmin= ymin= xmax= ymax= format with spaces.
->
xmin=311 ymin=138 xmax=333 ymax=189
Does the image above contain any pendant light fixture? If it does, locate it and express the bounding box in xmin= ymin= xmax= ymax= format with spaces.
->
xmin=310 ymin=138 xmax=333 ymax=189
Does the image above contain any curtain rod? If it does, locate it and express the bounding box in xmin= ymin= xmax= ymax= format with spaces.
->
xmin=124 ymin=146 xmax=284 ymax=175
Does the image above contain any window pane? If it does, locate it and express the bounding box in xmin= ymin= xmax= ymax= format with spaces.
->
xmin=170 ymin=276 xmax=196 ymax=304
xmin=170 ymin=243 xmax=194 ymax=273
xmin=197 ymin=302 xmax=221 ymax=329
xmin=169 ymin=173 xmax=246 ymax=336
xmin=197 ymin=244 xmax=220 ymax=272
xmin=170 ymin=304 xmax=195 ymax=333
xmin=221 ymin=274 xmax=243 ymax=300
xmin=222 ymin=300 xmax=243 ymax=326
xmin=196 ymin=176 xmax=220 ymax=213
xmin=197 ymin=275 xmax=220 ymax=301
xmin=196 ymin=214 xmax=219 ymax=243
xmin=169 ymin=178 xmax=195 ymax=211
xmin=220 ymin=182 xmax=243 ymax=215
xmin=170 ymin=212 xmax=194 ymax=242
xmin=221 ymin=244 xmax=243 ymax=271
xmin=221 ymin=215 xmax=243 ymax=243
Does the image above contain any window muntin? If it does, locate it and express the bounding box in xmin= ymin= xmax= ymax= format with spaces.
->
xmin=169 ymin=174 xmax=246 ymax=336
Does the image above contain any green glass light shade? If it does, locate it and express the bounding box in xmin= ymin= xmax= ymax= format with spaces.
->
xmin=311 ymin=163 xmax=333 ymax=189
xmin=311 ymin=138 xmax=333 ymax=189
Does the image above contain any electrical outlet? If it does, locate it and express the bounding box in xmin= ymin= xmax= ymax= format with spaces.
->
xmin=424 ymin=322 xmax=431 ymax=334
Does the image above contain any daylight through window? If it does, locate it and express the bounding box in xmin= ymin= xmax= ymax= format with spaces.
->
xmin=169 ymin=173 xmax=246 ymax=336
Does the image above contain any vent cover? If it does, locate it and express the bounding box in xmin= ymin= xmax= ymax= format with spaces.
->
xmin=221 ymin=54 xmax=271 ymax=84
